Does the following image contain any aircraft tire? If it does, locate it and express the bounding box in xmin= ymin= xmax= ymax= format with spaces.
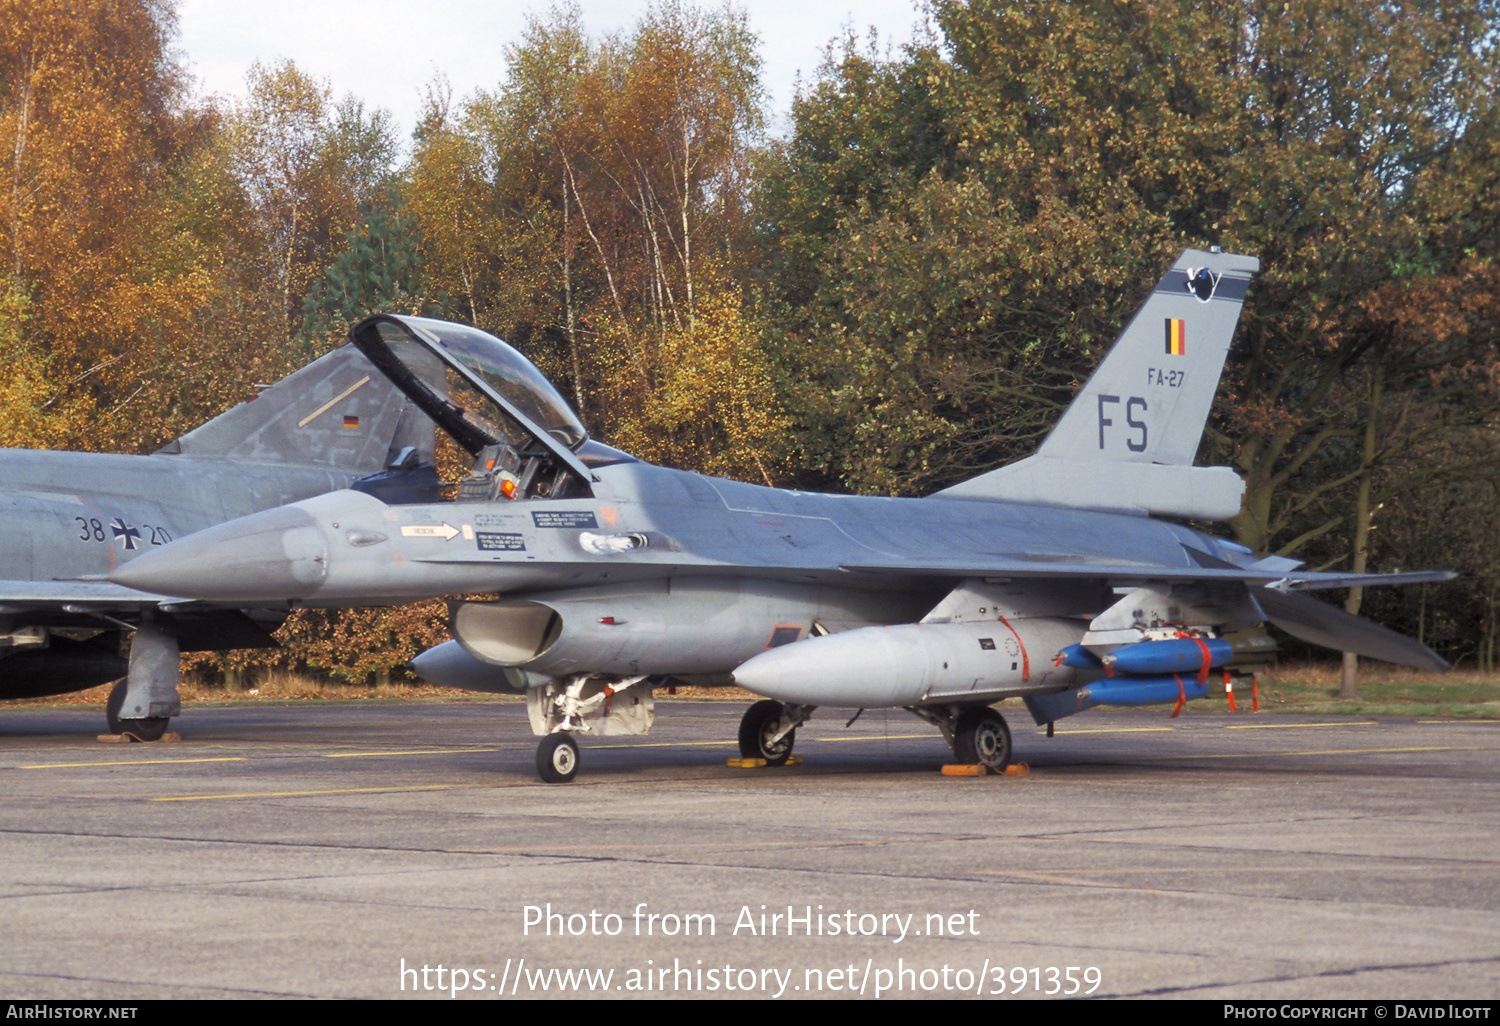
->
xmin=106 ymin=679 xmax=170 ymax=742
xmin=536 ymin=733 xmax=580 ymax=783
xmin=954 ymin=707 xmax=1011 ymax=769
xmin=738 ymin=699 xmax=794 ymax=766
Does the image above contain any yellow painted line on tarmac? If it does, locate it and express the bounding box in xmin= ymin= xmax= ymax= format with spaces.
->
xmin=323 ymin=748 xmax=496 ymax=757
xmin=1158 ymin=745 xmax=1480 ymax=759
xmin=1226 ymin=721 xmax=1377 ymax=729
xmin=153 ymin=783 xmax=487 ymax=802
xmin=587 ymin=740 xmax=734 ymax=750
xmin=1047 ymin=727 xmax=1175 ymax=735
xmin=17 ymin=757 xmax=246 ymax=769
xmin=814 ymin=734 xmax=936 ymax=742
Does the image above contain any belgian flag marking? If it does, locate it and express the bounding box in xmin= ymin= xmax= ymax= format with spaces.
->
xmin=1165 ymin=318 xmax=1186 ymax=356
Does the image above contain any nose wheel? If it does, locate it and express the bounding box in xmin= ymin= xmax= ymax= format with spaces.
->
xmin=536 ymin=733 xmax=580 ymax=783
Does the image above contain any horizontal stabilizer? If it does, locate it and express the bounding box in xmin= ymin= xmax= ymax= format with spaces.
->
xmin=937 ymin=456 xmax=1244 ymax=520
xmin=1254 ymin=587 xmax=1449 ymax=672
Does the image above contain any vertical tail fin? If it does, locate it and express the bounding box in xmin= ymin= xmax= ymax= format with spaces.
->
xmin=935 ymin=249 xmax=1258 ymax=520
xmin=158 ymin=343 xmax=432 ymax=473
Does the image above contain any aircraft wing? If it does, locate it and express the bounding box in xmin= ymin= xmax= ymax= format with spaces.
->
xmin=0 ymin=579 xmax=279 ymax=651
xmin=0 ymin=579 xmax=188 ymax=612
xmin=392 ymin=553 xmax=1453 ymax=596
xmin=838 ymin=560 xmax=1454 ymax=591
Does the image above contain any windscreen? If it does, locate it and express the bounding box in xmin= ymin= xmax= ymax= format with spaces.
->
xmin=353 ymin=315 xmax=588 ymax=458
xmin=403 ymin=317 xmax=587 ymax=450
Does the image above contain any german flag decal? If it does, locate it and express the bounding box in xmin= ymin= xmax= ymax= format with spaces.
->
xmin=1164 ymin=318 xmax=1186 ymax=356
xmin=343 ymin=414 xmax=360 ymax=429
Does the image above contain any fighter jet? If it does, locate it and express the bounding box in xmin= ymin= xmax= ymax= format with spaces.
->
xmin=0 ymin=342 xmax=435 ymax=738
xmin=112 ymin=249 xmax=1451 ymax=780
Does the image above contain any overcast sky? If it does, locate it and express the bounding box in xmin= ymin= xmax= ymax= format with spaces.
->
xmin=174 ymin=0 xmax=932 ymax=142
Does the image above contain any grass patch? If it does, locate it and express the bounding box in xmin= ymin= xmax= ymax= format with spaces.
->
xmin=1247 ymin=663 xmax=1500 ymax=719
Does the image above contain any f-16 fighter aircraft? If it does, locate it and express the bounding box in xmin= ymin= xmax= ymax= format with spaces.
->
xmin=113 ymin=249 xmax=1450 ymax=780
xmin=0 ymin=344 xmax=433 ymax=738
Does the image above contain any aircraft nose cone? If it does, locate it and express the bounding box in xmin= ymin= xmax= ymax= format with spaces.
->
xmin=111 ymin=505 xmax=329 ymax=602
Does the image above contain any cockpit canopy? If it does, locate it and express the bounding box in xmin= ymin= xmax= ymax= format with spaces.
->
xmin=349 ymin=314 xmax=601 ymax=502
xmin=352 ymin=314 xmax=588 ymax=455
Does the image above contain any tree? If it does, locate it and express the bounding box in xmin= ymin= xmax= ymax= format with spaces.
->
xmin=0 ymin=0 xmax=197 ymax=445
xmin=759 ymin=0 xmax=1500 ymax=530
xmin=600 ymin=270 xmax=789 ymax=482
xmin=756 ymin=19 xmax=1184 ymax=494
xmin=228 ymin=60 xmax=400 ymax=342
xmin=301 ymin=186 xmax=436 ymax=340
xmin=408 ymin=1 xmax=778 ymax=476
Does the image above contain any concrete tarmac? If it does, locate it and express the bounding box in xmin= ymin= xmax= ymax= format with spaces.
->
xmin=2 ymin=698 xmax=1498 ymax=1000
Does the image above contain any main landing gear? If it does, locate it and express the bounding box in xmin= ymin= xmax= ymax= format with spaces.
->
xmin=737 ymin=699 xmax=813 ymax=765
xmin=908 ymin=703 xmax=1013 ymax=771
xmin=104 ymin=624 xmax=180 ymax=742
xmin=734 ymin=700 xmax=1013 ymax=772
xmin=953 ymin=707 xmax=1012 ymax=769
xmin=105 ymin=679 xmax=171 ymax=742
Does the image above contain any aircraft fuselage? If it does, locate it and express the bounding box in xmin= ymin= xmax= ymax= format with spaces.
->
xmin=113 ymin=458 xmax=1238 ymax=609
xmin=0 ymin=447 xmax=363 ymax=584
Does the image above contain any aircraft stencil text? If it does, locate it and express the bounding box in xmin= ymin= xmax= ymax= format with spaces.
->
xmin=1096 ymin=394 xmax=1149 ymax=452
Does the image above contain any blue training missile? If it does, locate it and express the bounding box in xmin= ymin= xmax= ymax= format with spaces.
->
xmin=1078 ymin=675 xmax=1212 ymax=706
xmin=1103 ymin=636 xmax=1234 ymax=676
xmin=1025 ymin=674 xmax=1218 ymax=722
xmin=1054 ymin=643 xmax=1103 ymax=669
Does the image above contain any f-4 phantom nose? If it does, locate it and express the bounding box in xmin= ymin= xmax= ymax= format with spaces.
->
xmin=111 ymin=504 xmax=329 ymax=602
